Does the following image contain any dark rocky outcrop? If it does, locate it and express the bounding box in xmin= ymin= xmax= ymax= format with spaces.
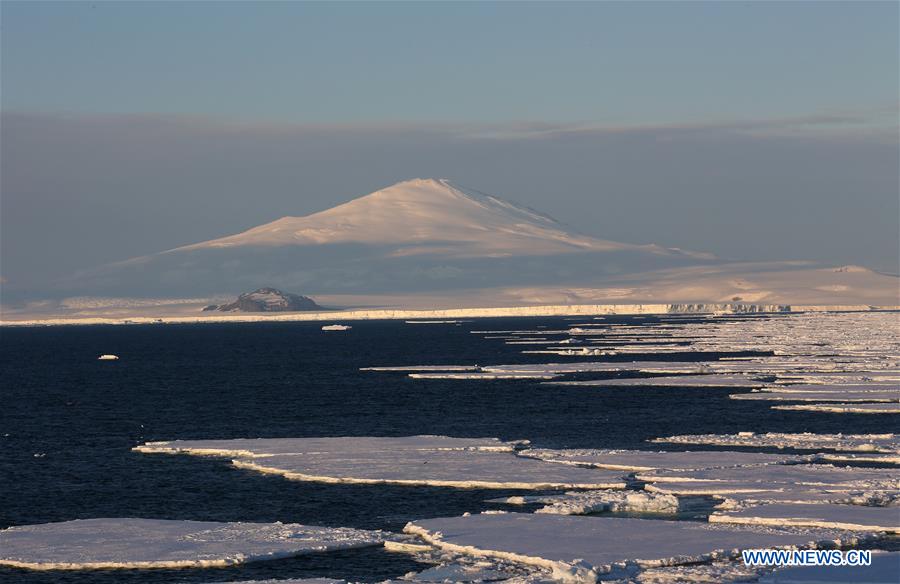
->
xmin=215 ymin=288 xmax=322 ymax=312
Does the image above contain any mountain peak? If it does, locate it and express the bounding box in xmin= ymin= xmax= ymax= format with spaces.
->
xmin=173 ymin=179 xmax=692 ymax=259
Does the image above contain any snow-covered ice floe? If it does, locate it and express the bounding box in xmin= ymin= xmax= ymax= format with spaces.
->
xmin=0 ymin=518 xmax=383 ymax=570
xmin=814 ymin=452 xmax=900 ymax=465
xmin=213 ymin=580 xmax=346 ymax=584
xmin=402 ymin=513 xmax=860 ymax=582
xmin=758 ymin=551 xmax=899 ymax=583
xmin=405 ymin=320 xmax=470 ymax=324
xmin=651 ymin=432 xmax=900 ymax=454
xmin=134 ymin=435 xmax=627 ymax=489
xmin=408 ymin=372 xmax=560 ymax=380
xmin=773 ymin=402 xmax=900 ymax=414
xmin=548 ymin=375 xmax=768 ymax=388
xmin=759 ymin=383 xmax=900 ymax=393
xmin=612 ymin=561 xmax=773 ymax=584
xmin=710 ymin=502 xmax=899 ymax=532
xmin=490 ymin=490 xmax=681 ymax=515
xmin=640 ymin=463 xmax=899 ymax=510
xmin=360 ymin=365 xmax=479 ymax=372
xmin=637 ymin=463 xmax=897 ymax=488
xmin=731 ymin=390 xmax=899 ymax=402
xmin=482 ymin=362 xmax=717 ymax=375
xmin=518 ymin=449 xmax=804 ymax=471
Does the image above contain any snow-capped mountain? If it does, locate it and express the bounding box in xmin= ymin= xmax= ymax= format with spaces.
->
xmin=52 ymin=179 xmax=895 ymax=308
xmin=73 ymin=179 xmax=715 ymax=298
xmin=174 ymin=178 xmax=708 ymax=260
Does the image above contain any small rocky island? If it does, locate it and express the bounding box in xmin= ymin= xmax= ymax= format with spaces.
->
xmin=204 ymin=288 xmax=322 ymax=312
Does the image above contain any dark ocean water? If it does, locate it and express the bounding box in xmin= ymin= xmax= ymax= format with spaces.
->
xmin=1 ymin=317 xmax=896 ymax=583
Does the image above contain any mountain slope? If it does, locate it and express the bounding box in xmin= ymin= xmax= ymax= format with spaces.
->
xmin=173 ymin=179 xmax=710 ymax=260
xmin=6 ymin=179 xmax=897 ymax=315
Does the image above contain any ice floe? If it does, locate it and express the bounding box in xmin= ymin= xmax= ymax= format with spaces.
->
xmin=135 ymin=435 xmax=627 ymax=489
xmin=731 ymin=390 xmax=899 ymax=402
xmin=0 ymin=518 xmax=383 ymax=570
xmin=710 ymin=502 xmax=899 ymax=532
xmin=614 ymin=561 xmax=771 ymax=584
xmin=408 ymin=372 xmax=560 ymax=380
xmin=758 ymin=550 xmax=899 ymax=583
xmin=135 ymin=435 xmax=521 ymax=457
xmin=482 ymin=362 xmax=715 ymax=375
xmin=548 ymin=375 xmax=768 ymax=388
xmin=403 ymin=513 xmax=859 ymax=582
xmin=360 ymin=365 xmax=479 ymax=372
xmin=218 ymin=580 xmax=346 ymax=584
xmin=773 ymin=403 xmax=900 ymax=414
xmin=651 ymin=433 xmax=900 ymax=454
xmin=637 ymin=463 xmax=897 ymax=488
xmin=517 ymin=449 xmax=804 ymax=471
xmin=490 ymin=490 xmax=681 ymax=515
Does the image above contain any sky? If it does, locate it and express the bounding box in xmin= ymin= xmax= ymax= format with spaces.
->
xmin=1 ymin=1 xmax=898 ymax=296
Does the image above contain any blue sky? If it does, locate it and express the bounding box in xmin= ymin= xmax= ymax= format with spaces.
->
xmin=3 ymin=1 xmax=897 ymax=125
xmin=1 ymin=1 xmax=898 ymax=294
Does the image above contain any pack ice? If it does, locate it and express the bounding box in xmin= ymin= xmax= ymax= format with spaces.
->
xmin=773 ymin=403 xmax=900 ymax=414
xmin=134 ymin=435 xmax=627 ymax=489
xmin=651 ymin=433 xmax=900 ymax=454
xmin=403 ymin=513 xmax=858 ymax=582
xmin=0 ymin=518 xmax=383 ymax=570
xmin=518 ymin=448 xmax=804 ymax=471
xmin=547 ymin=375 xmax=768 ymax=388
xmin=710 ymin=503 xmax=899 ymax=533
xmin=758 ymin=551 xmax=899 ymax=584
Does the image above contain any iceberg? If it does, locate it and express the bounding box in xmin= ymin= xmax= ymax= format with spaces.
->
xmin=0 ymin=518 xmax=383 ymax=570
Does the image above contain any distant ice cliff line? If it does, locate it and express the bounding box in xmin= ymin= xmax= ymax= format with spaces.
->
xmin=3 ymin=303 xmax=898 ymax=327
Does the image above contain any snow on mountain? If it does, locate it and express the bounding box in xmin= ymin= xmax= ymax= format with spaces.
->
xmin=24 ymin=178 xmax=894 ymax=311
xmin=173 ymin=178 xmax=707 ymax=259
